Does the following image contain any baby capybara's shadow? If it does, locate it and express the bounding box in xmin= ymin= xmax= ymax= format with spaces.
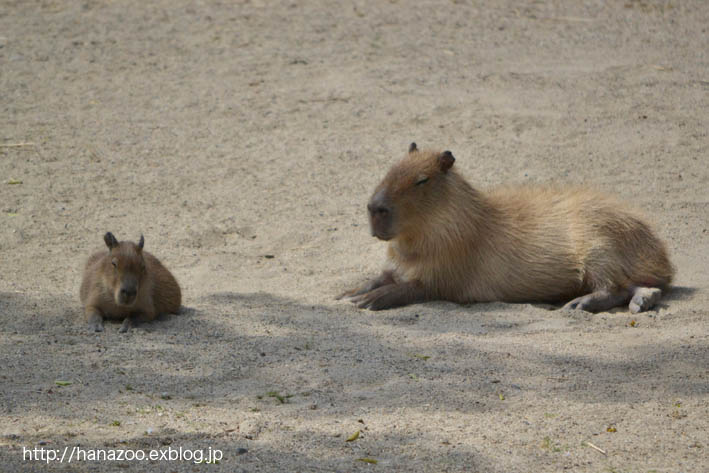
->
xmin=92 ymin=305 xmax=193 ymax=333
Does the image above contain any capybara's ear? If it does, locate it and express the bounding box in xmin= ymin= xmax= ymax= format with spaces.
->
xmin=408 ymin=142 xmax=418 ymax=153
xmin=438 ymin=150 xmax=455 ymax=173
xmin=104 ymin=232 xmax=119 ymax=249
xmin=138 ymin=235 xmax=144 ymax=250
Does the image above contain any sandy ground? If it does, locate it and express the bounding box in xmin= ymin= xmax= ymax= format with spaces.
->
xmin=1 ymin=0 xmax=708 ymax=471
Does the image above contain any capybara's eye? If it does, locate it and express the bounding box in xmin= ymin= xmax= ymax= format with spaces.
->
xmin=111 ymin=259 xmax=118 ymax=268
xmin=415 ymin=177 xmax=429 ymax=186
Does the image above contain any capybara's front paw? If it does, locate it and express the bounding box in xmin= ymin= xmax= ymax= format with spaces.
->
xmin=337 ymin=273 xmax=397 ymax=301
xmin=350 ymin=286 xmax=398 ymax=311
xmin=118 ymin=317 xmax=133 ymax=333
xmin=88 ymin=320 xmax=104 ymax=332
xmin=336 ymin=283 xmax=375 ymax=301
xmin=87 ymin=313 xmax=104 ymax=332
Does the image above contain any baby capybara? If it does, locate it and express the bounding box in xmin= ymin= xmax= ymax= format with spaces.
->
xmin=80 ymin=232 xmax=181 ymax=332
xmin=340 ymin=143 xmax=674 ymax=313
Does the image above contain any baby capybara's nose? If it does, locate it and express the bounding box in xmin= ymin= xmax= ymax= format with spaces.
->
xmin=120 ymin=287 xmax=136 ymax=299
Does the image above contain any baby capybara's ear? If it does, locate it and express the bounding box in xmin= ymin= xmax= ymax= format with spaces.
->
xmin=408 ymin=142 xmax=418 ymax=153
xmin=104 ymin=232 xmax=119 ymax=250
xmin=138 ymin=235 xmax=144 ymax=250
xmin=438 ymin=150 xmax=455 ymax=173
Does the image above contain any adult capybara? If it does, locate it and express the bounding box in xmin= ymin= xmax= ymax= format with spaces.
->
xmin=80 ymin=232 xmax=181 ymax=332
xmin=339 ymin=143 xmax=674 ymax=313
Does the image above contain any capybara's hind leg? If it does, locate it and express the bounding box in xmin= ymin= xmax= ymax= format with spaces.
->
xmin=563 ymin=288 xmax=631 ymax=313
xmin=629 ymin=287 xmax=662 ymax=313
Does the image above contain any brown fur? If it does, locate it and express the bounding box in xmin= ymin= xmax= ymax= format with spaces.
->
xmin=80 ymin=232 xmax=181 ymax=332
xmin=340 ymin=143 xmax=674 ymax=313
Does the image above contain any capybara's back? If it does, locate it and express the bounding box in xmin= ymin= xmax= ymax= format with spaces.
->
xmin=484 ymin=185 xmax=674 ymax=302
xmin=143 ymin=251 xmax=181 ymax=315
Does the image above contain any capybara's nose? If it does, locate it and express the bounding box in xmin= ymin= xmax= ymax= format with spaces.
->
xmin=367 ymin=202 xmax=390 ymax=217
xmin=120 ymin=287 xmax=136 ymax=299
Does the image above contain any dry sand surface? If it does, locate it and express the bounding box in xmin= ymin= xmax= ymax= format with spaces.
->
xmin=1 ymin=0 xmax=708 ymax=471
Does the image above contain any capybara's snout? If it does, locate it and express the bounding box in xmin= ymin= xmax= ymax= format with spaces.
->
xmin=116 ymin=279 xmax=138 ymax=306
xmin=368 ymin=192 xmax=394 ymax=241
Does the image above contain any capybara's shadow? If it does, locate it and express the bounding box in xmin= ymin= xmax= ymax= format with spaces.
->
xmin=663 ymin=285 xmax=697 ymax=301
xmin=81 ymin=305 xmax=196 ymax=333
xmin=125 ymin=305 xmax=197 ymax=332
